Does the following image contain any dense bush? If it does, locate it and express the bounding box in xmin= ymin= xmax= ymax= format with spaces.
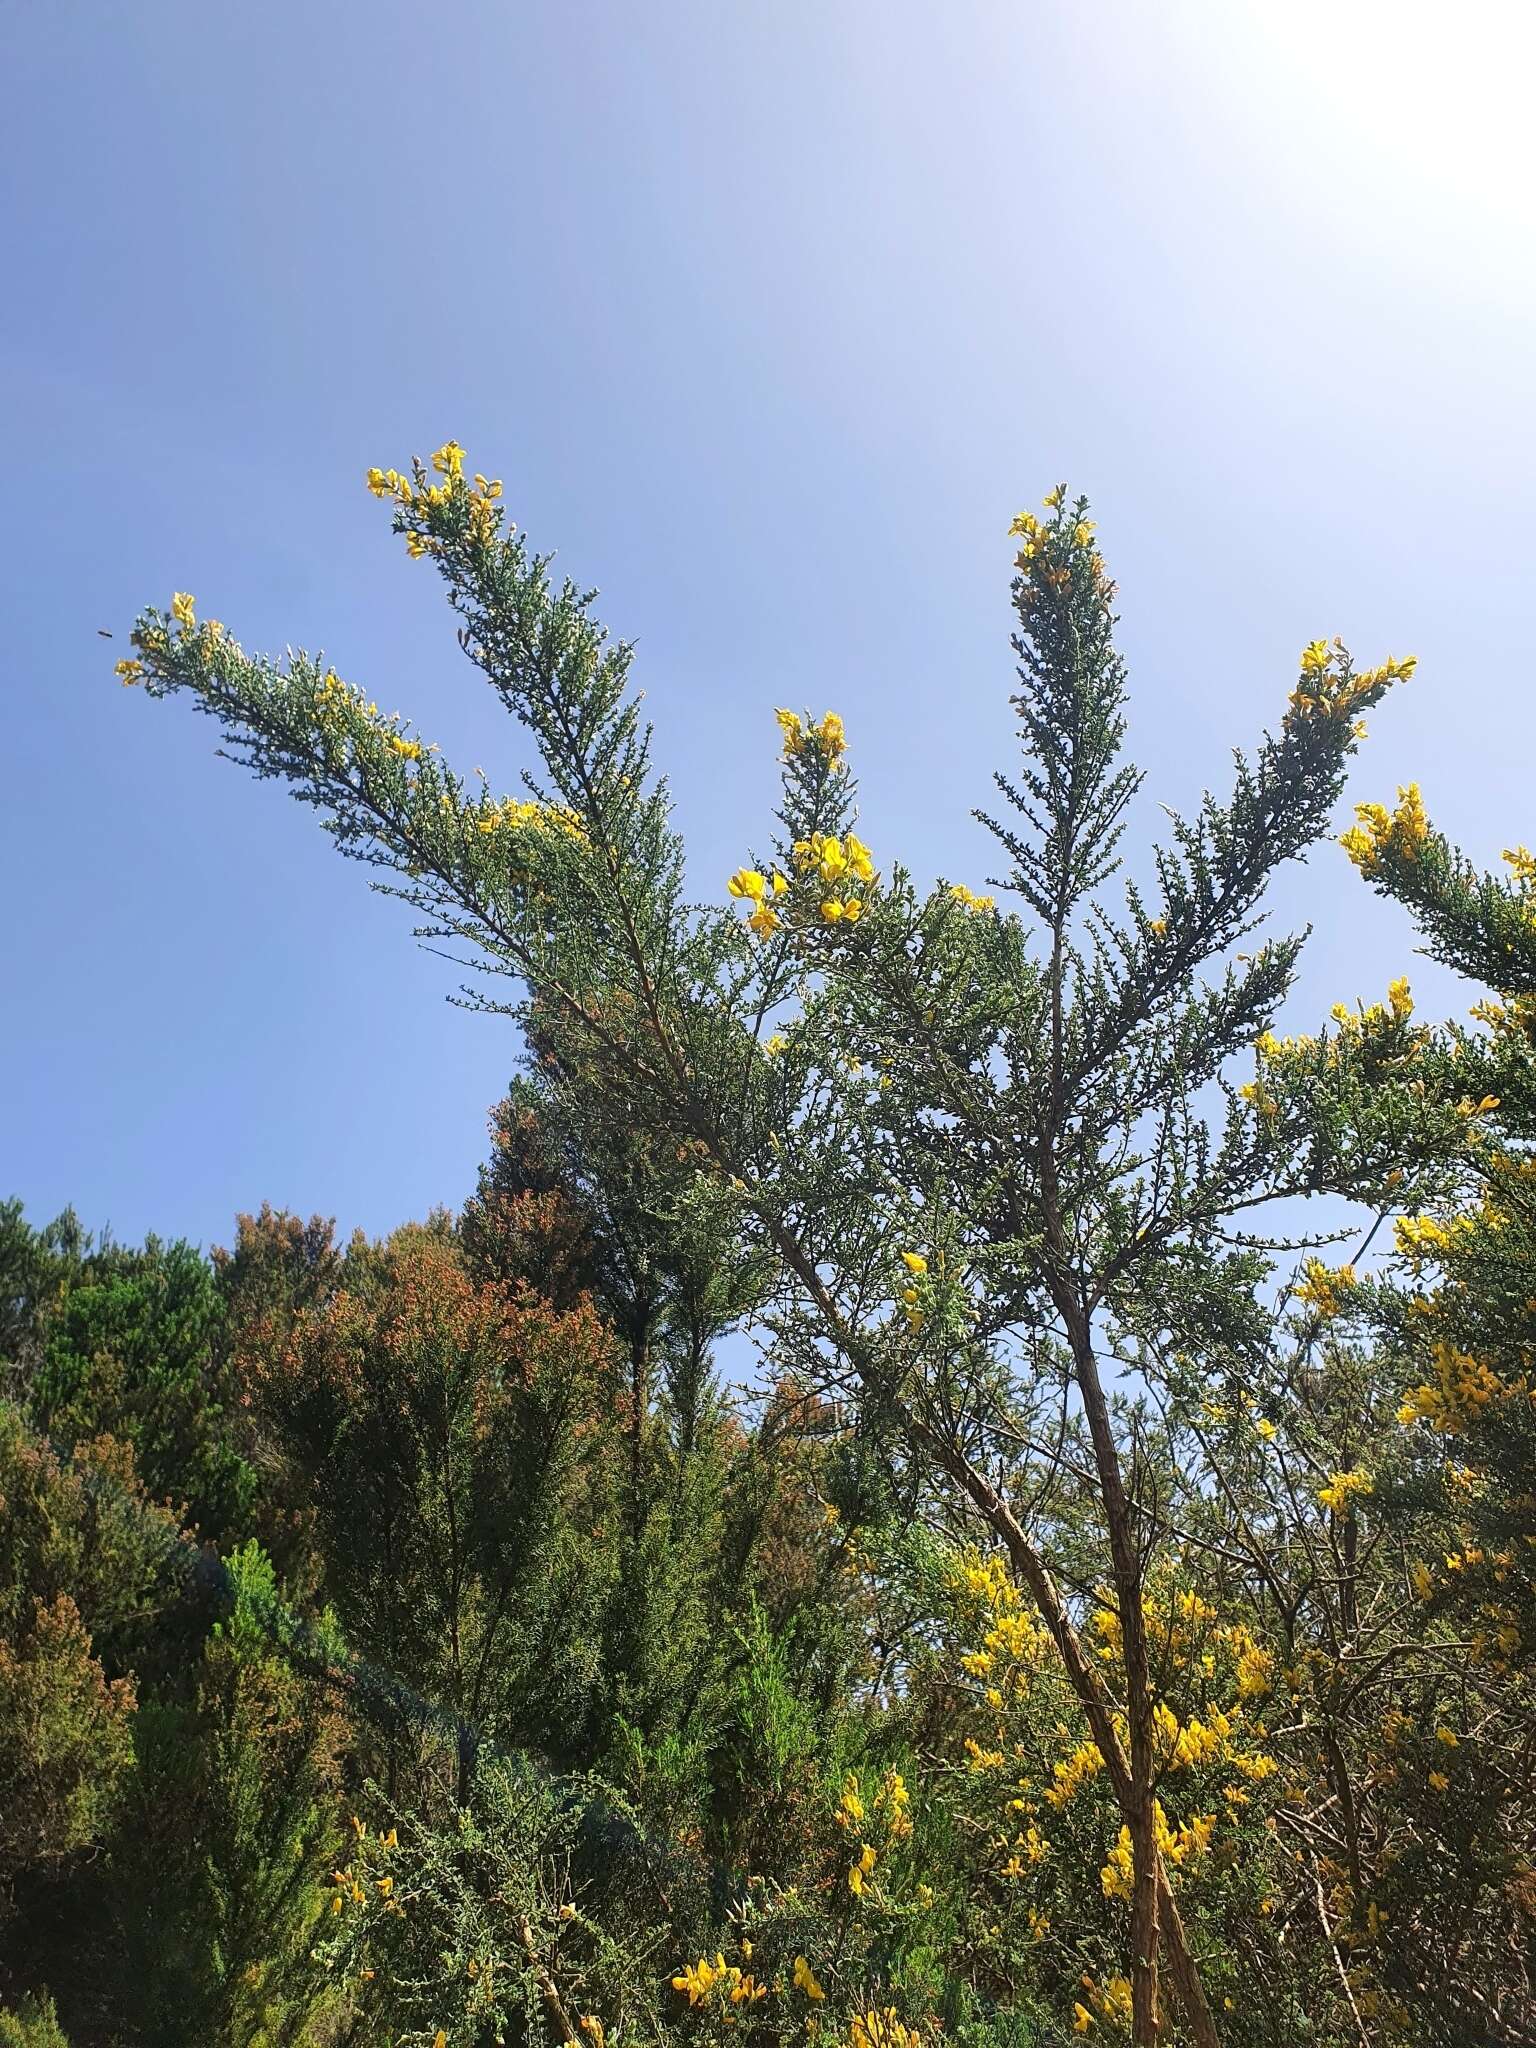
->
xmin=4 ymin=462 xmax=1532 ymax=2042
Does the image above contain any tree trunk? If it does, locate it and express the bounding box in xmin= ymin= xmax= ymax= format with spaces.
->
xmin=766 ymin=1222 xmax=1224 ymax=2048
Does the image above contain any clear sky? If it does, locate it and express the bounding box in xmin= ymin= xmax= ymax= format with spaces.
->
xmin=4 ymin=0 xmax=1534 ymax=1257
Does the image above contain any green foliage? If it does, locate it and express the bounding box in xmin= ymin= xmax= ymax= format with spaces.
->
xmin=0 ymin=1592 xmax=136 ymax=1891
xmin=109 ymin=1542 xmax=341 ymax=2048
xmin=28 ymin=1228 xmax=254 ymax=1542
xmin=9 ymin=461 xmax=1533 ymax=2041
xmin=0 ymin=1993 xmax=69 ymax=2048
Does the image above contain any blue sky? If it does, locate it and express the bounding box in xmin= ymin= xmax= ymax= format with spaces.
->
xmin=4 ymin=0 xmax=1534 ymax=1257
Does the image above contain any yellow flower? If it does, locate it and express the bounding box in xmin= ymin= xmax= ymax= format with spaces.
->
xmin=1072 ymin=2004 xmax=1094 ymax=2034
xmin=473 ymin=472 xmax=504 ymax=499
xmin=114 ymin=657 xmax=144 ymax=686
xmin=1299 ymin=639 xmax=1332 ymax=674
xmin=1255 ymin=1417 xmax=1277 ymax=1442
xmin=775 ymin=707 xmax=805 ymax=755
xmin=171 ymin=591 xmax=196 ymax=628
xmin=672 ymin=1957 xmax=722 ymax=2006
xmin=1435 ymin=1726 xmax=1458 ymax=1748
xmin=387 ymin=735 xmax=424 ymax=761
xmin=1239 ymin=1079 xmax=1279 ymax=1117
xmin=1388 ymin=976 xmax=1414 ymax=1021
xmin=949 ymin=883 xmax=995 ymax=912
xmin=820 ymin=899 xmax=845 ymax=923
xmin=1341 ymin=783 xmax=1429 ymax=871
xmin=793 ymin=1956 xmax=826 ymax=2001
xmin=844 ymin=897 xmax=863 ymax=924
xmin=1317 ymin=1468 xmax=1373 ymax=1515
xmin=747 ymin=904 xmax=780 ymax=938
xmin=844 ymin=831 xmax=876 ymax=882
xmin=728 ymin=868 xmax=767 ymax=901
xmin=859 ymin=1842 xmax=877 ymax=1875
xmin=764 ymin=1033 xmax=788 ymax=1056
xmin=771 ymin=870 xmax=789 ymax=895
xmin=900 ymin=1251 xmax=928 ymax=1275
xmin=1411 ymin=1561 xmax=1433 ymax=1601
xmin=847 ymin=1864 xmax=864 ymax=1895
xmin=1294 ymin=1259 xmax=1357 ymax=1321
xmin=1428 ymin=1770 xmax=1449 ymax=1792
xmin=579 ymin=2019 xmax=605 ymax=2048
xmin=815 ymin=711 xmax=847 ymax=758
xmin=432 ymin=439 xmax=467 ymax=478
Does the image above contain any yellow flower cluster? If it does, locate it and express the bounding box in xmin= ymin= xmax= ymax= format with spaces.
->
xmin=1152 ymin=1700 xmax=1233 ymax=1772
xmin=726 ymin=825 xmax=877 ymax=935
xmin=1340 ymin=782 xmax=1430 ymax=872
xmin=792 ymin=1956 xmax=825 ymax=2001
xmin=1238 ymin=1077 xmax=1280 ymax=1118
xmin=835 ymin=1771 xmax=865 ymax=1828
xmin=1007 ymin=490 xmax=1106 ymax=601
xmin=1045 ymin=1741 xmax=1104 ymax=1810
xmin=1225 ymin=1622 xmax=1275 ymax=1700
xmin=329 ymin=1821 xmax=400 ymax=1915
xmin=474 ymin=796 xmax=588 ymax=845
xmin=897 ymin=1248 xmax=929 ymax=1333
xmin=948 ymin=883 xmax=995 ymax=913
xmin=670 ymin=1954 xmax=767 ymax=2008
xmin=775 ymin=708 xmax=847 ymax=760
xmin=1294 ymin=1259 xmax=1358 ymax=1320
xmin=850 ymin=2011 xmax=922 ymax=2048
xmin=1072 ymin=1974 xmax=1133 ymax=2034
xmin=1317 ymin=1467 xmax=1374 ymax=1516
xmin=946 ymin=1550 xmax=1051 ymax=1677
xmin=1397 ymin=1341 xmax=1508 ymax=1434
xmin=1100 ymin=1802 xmax=1216 ymax=1901
xmin=1000 ymin=1825 xmax=1049 ymax=1876
xmin=727 ymin=864 xmax=790 ymax=937
xmin=1394 ymin=1212 xmax=1460 ymax=1262
xmin=1455 ymin=1093 xmax=1501 ymax=1119
xmin=793 ymin=829 xmax=877 ymax=926
xmin=367 ymin=444 xmax=506 ymax=556
xmin=1288 ymin=645 xmax=1415 ymax=736
xmin=836 ymin=1766 xmax=910 ymax=1893
xmin=881 ymin=1768 xmax=913 ymax=1840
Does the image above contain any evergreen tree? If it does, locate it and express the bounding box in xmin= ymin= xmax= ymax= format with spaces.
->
xmin=109 ymin=448 xmax=1532 ymax=2041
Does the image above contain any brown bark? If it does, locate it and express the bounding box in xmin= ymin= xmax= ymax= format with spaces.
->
xmin=899 ymin=1396 xmax=1221 ymax=2048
